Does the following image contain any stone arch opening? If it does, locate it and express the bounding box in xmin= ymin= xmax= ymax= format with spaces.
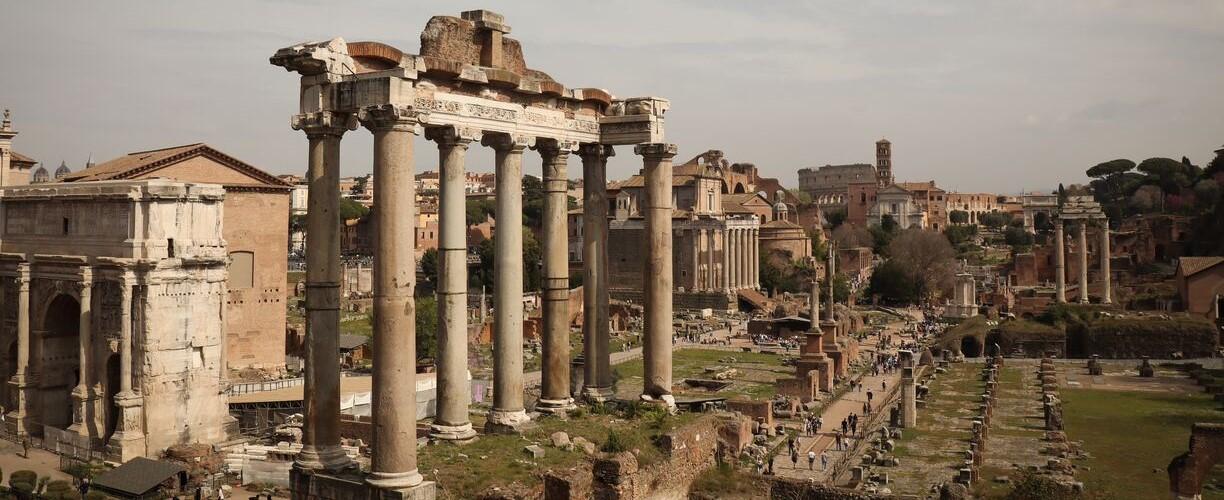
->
xmin=38 ymin=294 xmax=81 ymax=431
xmin=104 ymin=353 xmax=121 ymax=442
xmin=733 ymin=183 xmax=746 ymax=194
xmin=960 ymin=335 xmax=982 ymax=357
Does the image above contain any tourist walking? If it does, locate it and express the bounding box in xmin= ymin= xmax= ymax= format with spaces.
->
xmin=791 ymin=448 xmax=799 ymax=469
xmin=807 ymin=450 xmax=816 ymax=471
xmin=820 ymin=451 xmax=829 ymax=471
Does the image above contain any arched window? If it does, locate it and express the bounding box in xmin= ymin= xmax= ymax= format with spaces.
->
xmin=229 ymin=251 xmax=255 ymax=289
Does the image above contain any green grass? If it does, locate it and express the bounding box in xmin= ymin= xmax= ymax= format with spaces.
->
xmin=419 ymin=410 xmax=701 ymax=499
xmin=1062 ymin=388 xmax=1224 ymax=500
xmin=612 ymin=349 xmax=788 ymax=399
xmin=340 ymin=316 xmax=372 ymax=337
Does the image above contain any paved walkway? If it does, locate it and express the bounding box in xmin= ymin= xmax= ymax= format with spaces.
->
xmin=0 ymin=440 xmax=73 ymax=483
xmin=771 ymin=312 xmax=918 ymax=481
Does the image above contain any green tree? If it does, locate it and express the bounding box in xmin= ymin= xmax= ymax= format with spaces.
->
xmin=418 ymin=248 xmax=439 ymax=296
xmin=415 ymin=295 xmax=438 ymax=362
xmin=351 ymin=174 xmax=369 ymax=196
xmin=824 ymin=207 xmax=847 ymax=229
xmin=338 ymin=198 xmax=369 ymax=221
xmin=944 ymin=224 xmax=978 ymax=246
xmin=885 ymin=228 xmax=957 ymax=302
xmin=949 ymin=210 xmax=969 ymax=225
xmin=867 ymin=260 xmax=918 ymax=305
xmin=1004 ymin=226 xmax=1034 ymax=247
xmin=978 ymin=211 xmax=1012 ymax=230
xmin=1137 ymin=157 xmax=1194 ymax=195
xmin=474 ymin=228 xmax=543 ymax=292
xmin=465 ymin=197 xmax=496 ymax=226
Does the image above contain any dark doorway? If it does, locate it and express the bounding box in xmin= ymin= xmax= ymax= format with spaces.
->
xmin=40 ymin=294 xmax=80 ymax=431
xmin=104 ymin=354 xmax=120 ymax=442
xmin=960 ymin=335 xmax=982 ymax=357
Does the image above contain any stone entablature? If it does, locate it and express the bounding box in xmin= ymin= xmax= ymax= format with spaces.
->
xmin=0 ymin=179 xmax=230 ymax=462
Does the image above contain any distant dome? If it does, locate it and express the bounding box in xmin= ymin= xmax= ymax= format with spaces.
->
xmin=31 ymin=165 xmax=49 ymax=184
xmin=774 ymin=201 xmax=789 ymax=212
xmin=54 ymin=160 xmax=71 ymax=179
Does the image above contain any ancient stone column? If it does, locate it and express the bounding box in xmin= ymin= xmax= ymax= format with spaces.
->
xmin=690 ymin=229 xmax=701 ymax=291
xmin=744 ymin=227 xmax=753 ymax=289
xmin=580 ymin=143 xmax=614 ymax=403
xmin=537 ymin=139 xmax=575 ymax=414
xmin=637 ymin=143 xmax=678 ymax=408
xmin=361 ymin=104 xmax=425 ymax=488
xmin=1100 ymin=219 xmax=1111 ymax=305
xmin=705 ymin=229 xmax=715 ymax=291
xmin=427 ymin=126 xmax=478 ymax=442
xmin=721 ymin=229 xmax=730 ymax=292
xmin=485 ymin=133 xmax=532 ymax=433
xmin=293 ymin=110 xmax=355 ymax=472
xmin=70 ymin=268 xmax=93 ymax=437
xmin=5 ymin=262 xmax=32 ymax=434
xmin=1078 ymin=222 xmax=1089 ymax=304
xmin=1054 ymin=219 xmax=1066 ymax=303
xmin=111 ymin=273 xmax=146 ymax=461
xmin=901 ymin=367 xmax=917 ymax=428
xmin=730 ymin=229 xmax=740 ymax=289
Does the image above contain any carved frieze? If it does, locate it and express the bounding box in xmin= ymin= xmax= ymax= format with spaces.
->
xmin=94 ymin=280 xmax=123 ymax=342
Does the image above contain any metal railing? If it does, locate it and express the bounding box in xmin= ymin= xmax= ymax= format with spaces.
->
xmin=225 ymin=377 xmax=304 ymax=396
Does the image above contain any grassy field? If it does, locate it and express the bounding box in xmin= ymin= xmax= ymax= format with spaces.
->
xmin=612 ymin=348 xmax=789 ymax=399
xmin=419 ymin=408 xmax=700 ymax=499
xmin=1062 ymin=387 xmax=1224 ymax=499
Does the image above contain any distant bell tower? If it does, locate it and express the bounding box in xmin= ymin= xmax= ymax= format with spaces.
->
xmin=0 ymin=109 xmax=17 ymax=187
xmin=875 ymin=138 xmax=893 ymax=187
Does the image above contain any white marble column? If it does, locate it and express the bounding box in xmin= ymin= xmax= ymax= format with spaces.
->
xmin=69 ymin=268 xmax=93 ymax=437
xmin=704 ymin=229 xmax=715 ymax=291
xmin=1100 ymin=219 xmax=1111 ymax=305
xmin=293 ymin=110 xmax=356 ymax=472
xmin=690 ymin=229 xmax=700 ymax=291
xmin=111 ymin=272 xmax=146 ymax=462
xmin=536 ymin=139 xmax=575 ymax=413
xmin=360 ymin=104 xmax=425 ymax=488
xmin=1078 ymin=222 xmax=1089 ymax=304
xmin=730 ymin=229 xmax=740 ymax=289
xmin=4 ymin=263 xmax=32 ymax=435
xmin=485 ymin=133 xmax=532 ymax=433
xmin=1054 ymin=219 xmax=1066 ymax=303
xmin=427 ymin=126 xmax=478 ymax=442
xmin=580 ymin=144 xmax=614 ymax=403
xmin=637 ymin=143 xmax=677 ymax=408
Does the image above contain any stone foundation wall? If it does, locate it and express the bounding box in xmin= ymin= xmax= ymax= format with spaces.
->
xmin=1079 ymin=317 xmax=1218 ymax=358
xmin=610 ymin=289 xmax=735 ymax=311
xmin=766 ymin=477 xmax=891 ymax=499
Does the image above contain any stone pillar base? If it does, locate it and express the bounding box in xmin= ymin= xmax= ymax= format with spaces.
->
xmin=582 ymin=385 xmax=615 ymax=404
xmin=428 ymin=422 xmax=477 ymax=443
xmin=107 ymin=392 xmax=146 ymax=462
xmin=484 ymin=409 xmax=530 ymax=434
xmin=535 ymin=397 xmax=577 ymax=415
xmin=295 ymin=445 xmax=355 ymax=473
xmin=639 ymin=393 xmax=676 ymax=413
xmin=68 ymin=385 xmax=91 ymax=437
xmin=6 ymin=376 xmax=34 ymax=436
xmin=367 ymin=470 xmax=425 ymax=490
xmin=825 ymin=348 xmax=846 ymax=380
xmin=291 ymin=467 xmax=436 ymax=500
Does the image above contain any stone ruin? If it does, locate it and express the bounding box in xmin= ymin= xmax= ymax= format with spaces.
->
xmin=1168 ymin=423 xmax=1224 ymax=499
xmin=1086 ymin=354 xmax=1103 ymax=376
xmin=1138 ymin=355 xmax=1155 ymax=377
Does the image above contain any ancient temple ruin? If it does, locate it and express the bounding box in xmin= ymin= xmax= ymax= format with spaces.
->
xmin=1054 ymin=196 xmax=1111 ymax=304
xmin=271 ymin=10 xmax=673 ymax=498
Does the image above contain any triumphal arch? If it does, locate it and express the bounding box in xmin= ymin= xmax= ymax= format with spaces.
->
xmin=272 ymin=9 xmax=674 ymax=498
xmin=0 ymin=180 xmax=231 ymax=462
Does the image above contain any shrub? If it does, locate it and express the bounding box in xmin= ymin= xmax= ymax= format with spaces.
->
xmin=602 ymin=429 xmax=629 ymax=453
xmin=8 ymin=470 xmax=37 ymax=495
xmin=43 ymin=480 xmax=79 ymax=500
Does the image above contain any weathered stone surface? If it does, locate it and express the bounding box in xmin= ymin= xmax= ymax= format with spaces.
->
xmin=524 ymin=444 xmax=546 ymax=459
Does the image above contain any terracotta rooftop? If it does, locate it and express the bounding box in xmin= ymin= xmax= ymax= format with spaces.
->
xmin=1178 ymin=256 xmax=1224 ymax=277
xmin=9 ymin=151 xmax=36 ymax=164
xmin=60 ymin=143 xmax=291 ymax=188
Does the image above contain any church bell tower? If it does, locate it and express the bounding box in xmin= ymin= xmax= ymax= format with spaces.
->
xmin=876 ymin=138 xmax=893 ymax=187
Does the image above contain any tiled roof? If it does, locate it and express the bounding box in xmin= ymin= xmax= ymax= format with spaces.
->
xmin=93 ymin=457 xmax=185 ymax=496
xmin=60 ymin=143 xmax=291 ymax=188
xmin=9 ymin=151 xmax=36 ymax=164
xmin=1178 ymin=256 xmax=1224 ymax=277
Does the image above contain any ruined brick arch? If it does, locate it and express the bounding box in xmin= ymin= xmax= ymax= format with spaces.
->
xmin=1169 ymin=423 xmax=1224 ymax=498
xmin=733 ymin=182 xmax=746 ymax=194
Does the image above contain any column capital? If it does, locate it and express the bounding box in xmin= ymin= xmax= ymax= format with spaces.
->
xmin=16 ymin=262 xmax=31 ymax=284
xmin=578 ymin=143 xmax=615 ymax=161
xmin=357 ymin=104 xmax=428 ymax=133
xmin=291 ymin=111 xmax=357 ymax=138
xmin=425 ymin=125 xmax=481 ymax=148
xmin=533 ymin=138 xmax=577 ymax=160
xmin=78 ymin=267 xmax=94 ymax=292
xmin=634 ymin=142 xmax=677 ymax=160
xmin=482 ymin=132 xmax=533 ymax=152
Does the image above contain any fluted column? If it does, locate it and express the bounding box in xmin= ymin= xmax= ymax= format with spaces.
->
xmin=705 ymin=229 xmax=715 ymax=291
xmin=637 ymin=143 xmax=677 ymax=407
xmin=1078 ymin=222 xmax=1089 ymax=304
xmin=1100 ymin=219 xmax=1111 ymax=305
xmin=69 ymin=268 xmax=94 ymax=437
xmin=690 ymin=229 xmax=700 ymax=291
xmin=536 ymin=139 xmax=576 ymax=413
xmin=293 ymin=110 xmax=356 ymax=472
xmin=580 ymin=143 xmax=614 ymax=403
xmin=5 ymin=263 xmax=32 ymax=435
xmin=110 ymin=273 xmax=146 ymax=462
xmin=427 ymin=126 xmax=479 ymax=442
xmin=485 ymin=133 xmax=532 ymax=433
xmin=1055 ymin=219 xmax=1066 ymax=303
xmin=360 ymin=104 xmax=425 ymax=488
xmin=730 ymin=229 xmax=740 ymax=289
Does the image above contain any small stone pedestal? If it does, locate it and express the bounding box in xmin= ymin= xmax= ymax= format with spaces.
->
xmin=535 ymin=397 xmax=577 ymax=415
xmin=428 ymin=422 xmax=477 ymax=443
xmin=291 ymin=468 xmax=436 ymax=500
xmin=67 ymin=384 xmax=93 ymax=437
xmin=485 ymin=408 xmax=531 ymax=434
xmin=582 ymin=385 xmax=615 ymax=404
xmin=4 ymin=374 xmax=36 ymax=436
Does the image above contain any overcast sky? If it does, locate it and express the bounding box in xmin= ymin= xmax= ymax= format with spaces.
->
xmin=3 ymin=0 xmax=1222 ymax=193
